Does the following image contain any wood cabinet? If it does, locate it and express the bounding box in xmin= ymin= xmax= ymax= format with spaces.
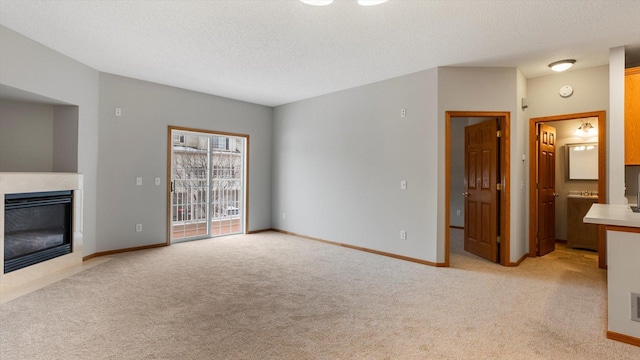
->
xmin=567 ymin=197 xmax=599 ymax=251
xmin=625 ymin=66 xmax=640 ymax=165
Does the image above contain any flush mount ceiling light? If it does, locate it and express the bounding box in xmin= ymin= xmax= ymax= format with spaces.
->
xmin=548 ymin=59 xmax=576 ymax=72
xmin=300 ymin=0 xmax=388 ymax=6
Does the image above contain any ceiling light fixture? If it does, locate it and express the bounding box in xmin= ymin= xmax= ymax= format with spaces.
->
xmin=575 ymin=122 xmax=597 ymax=137
xmin=300 ymin=0 xmax=388 ymax=6
xmin=548 ymin=59 xmax=576 ymax=72
xmin=300 ymin=0 xmax=333 ymax=5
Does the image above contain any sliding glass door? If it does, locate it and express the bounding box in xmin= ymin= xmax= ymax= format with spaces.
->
xmin=169 ymin=128 xmax=246 ymax=243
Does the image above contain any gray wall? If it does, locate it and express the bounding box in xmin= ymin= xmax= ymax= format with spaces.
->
xmin=527 ymin=66 xmax=609 ymax=119
xmin=437 ymin=67 xmax=524 ymax=263
xmin=0 ymin=98 xmax=79 ymax=173
xmin=449 ymin=119 xmax=466 ymax=227
xmin=0 ymin=100 xmax=54 ymax=172
xmin=626 ymin=166 xmax=640 ymax=198
xmin=97 ymin=74 xmax=273 ymax=251
xmin=272 ymin=66 xmax=527 ymax=264
xmin=53 ymin=105 xmax=79 ymax=172
xmin=527 ymin=65 xmax=611 ymax=200
xmin=273 ymin=69 xmax=440 ymax=262
xmin=0 ymin=26 xmax=99 ymax=255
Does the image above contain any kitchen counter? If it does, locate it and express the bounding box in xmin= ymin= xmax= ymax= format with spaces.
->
xmin=583 ymin=203 xmax=640 ymax=347
xmin=583 ymin=204 xmax=640 ymax=228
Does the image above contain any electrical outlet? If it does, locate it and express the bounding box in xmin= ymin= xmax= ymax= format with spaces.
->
xmin=400 ymin=108 xmax=406 ymax=118
xmin=400 ymin=230 xmax=406 ymax=240
xmin=136 ymin=224 xmax=142 ymax=232
xmin=155 ymin=177 xmax=161 ymax=186
xmin=632 ymin=293 xmax=640 ymax=322
xmin=115 ymin=107 xmax=122 ymax=117
xmin=136 ymin=177 xmax=142 ymax=186
xmin=456 ymin=210 xmax=461 ymax=216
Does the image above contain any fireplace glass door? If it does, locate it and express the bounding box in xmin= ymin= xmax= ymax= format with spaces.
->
xmin=4 ymin=191 xmax=73 ymax=273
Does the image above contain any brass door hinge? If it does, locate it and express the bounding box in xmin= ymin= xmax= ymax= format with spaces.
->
xmin=497 ymin=183 xmax=503 ymax=191
xmin=497 ymin=236 xmax=501 ymax=244
xmin=497 ymin=130 xmax=502 ymax=138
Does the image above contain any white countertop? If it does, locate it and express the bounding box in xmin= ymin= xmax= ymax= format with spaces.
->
xmin=583 ymin=204 xmax=640 ymax=228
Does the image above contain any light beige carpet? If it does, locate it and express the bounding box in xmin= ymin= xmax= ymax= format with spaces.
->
xmin=1 ymin=230 xmax=638 ymax=359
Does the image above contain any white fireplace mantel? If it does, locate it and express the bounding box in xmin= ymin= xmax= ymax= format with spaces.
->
xmin=0 ymin=172 xmax=83 ymax=292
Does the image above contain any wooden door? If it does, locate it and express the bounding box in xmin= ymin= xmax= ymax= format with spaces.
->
xmin=537 ymin=124 xmax=557 ymax=256
xmin=464 ymin=119 xmax=499 ymax=263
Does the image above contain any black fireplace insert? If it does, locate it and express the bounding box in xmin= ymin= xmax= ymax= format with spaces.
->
xmin=4 ymin=190 xmax=73 ymax=273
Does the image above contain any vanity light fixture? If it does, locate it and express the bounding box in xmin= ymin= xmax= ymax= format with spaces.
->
xmin=575 ymin=122 xmax=597 ymax=137
xmin=300 ymin=0 xmax=388 ymax=6
xmin=548 ymin=59 xmax=576 ymax=72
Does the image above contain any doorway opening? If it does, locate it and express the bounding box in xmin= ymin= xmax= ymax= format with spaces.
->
xmin=445 ymin=111 xmax=511 ymax=267
xmin=528 ymin=111 xmax=607 ymax=269
xmin=167 ymin=126 xmax=249 ymax=244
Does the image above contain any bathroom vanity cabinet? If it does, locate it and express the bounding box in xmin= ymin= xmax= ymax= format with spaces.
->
xmin=567 ymin=196 xmax=599 ymax=251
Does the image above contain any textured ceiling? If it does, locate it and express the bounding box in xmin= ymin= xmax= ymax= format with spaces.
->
xmin=1 ymin=0 xmax=639 ymax=107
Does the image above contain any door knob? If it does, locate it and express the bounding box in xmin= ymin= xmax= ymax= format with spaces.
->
xmin=462 ymin=192 xmax=470 ymax=198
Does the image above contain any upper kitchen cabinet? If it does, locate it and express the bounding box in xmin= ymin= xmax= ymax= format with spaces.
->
xmin=625 ymin=66 xmax=640 ymax=165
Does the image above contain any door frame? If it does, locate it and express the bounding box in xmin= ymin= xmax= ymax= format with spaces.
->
xmin=528 ymin=111 xmax=607 ymax=268
xmin=166 ymin=126 xmax=250 ymax=245
xmin=445 ymin=111 xmax=511 ymax=266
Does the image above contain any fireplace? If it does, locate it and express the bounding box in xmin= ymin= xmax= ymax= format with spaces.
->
xmin=4 ymin=190 xmax=73 ymax=273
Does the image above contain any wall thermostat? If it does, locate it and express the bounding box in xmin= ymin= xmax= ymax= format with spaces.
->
xmin=559 ymin=85 xmax=574 ymax=98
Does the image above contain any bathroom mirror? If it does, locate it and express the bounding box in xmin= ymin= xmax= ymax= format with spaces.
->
xmin=566 ymin=143 xmax=598 ymax=180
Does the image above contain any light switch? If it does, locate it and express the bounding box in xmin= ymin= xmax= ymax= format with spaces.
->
xmin=155 ymin=177 xmax=161 ymax=186
xmin=400 ymin=180 xmax=407 ymax=190
xmin=136 ymin=177 xmax=142 ymax=186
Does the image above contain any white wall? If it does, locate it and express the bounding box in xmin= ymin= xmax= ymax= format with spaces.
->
xmin=97 ymin=74 xmax=273 ymax=251
xmin=273 ymin=69 xmax=440 ymax=263
xmin=437 ymin=67 xmax=523 ymax=263
xmin=0 ymin=26 xmax=100 ymax=255
xmin=0 ymin=100 xmax=54 ymax=172
xmin=609 ymin=47 xmax=627 ymax=205
xmin=514 ymin=69 xmax=529 ymax=260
